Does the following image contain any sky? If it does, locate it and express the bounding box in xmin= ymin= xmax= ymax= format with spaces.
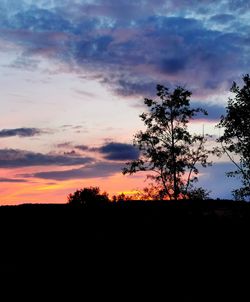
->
xmin=0 ymin=0 xmax=249 ymax=204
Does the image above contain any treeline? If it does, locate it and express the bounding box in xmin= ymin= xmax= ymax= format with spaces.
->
xmin=67 ymin=186 xmax=211 ymax=205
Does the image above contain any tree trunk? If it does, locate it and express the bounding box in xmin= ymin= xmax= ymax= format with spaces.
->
xmin=170 ymin=105 xmax=178 ymax=201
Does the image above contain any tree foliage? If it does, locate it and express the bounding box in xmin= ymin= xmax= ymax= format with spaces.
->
xmin=187 ymin=187 xmax=211 ymax=200
xmin=111 ymin=193 xmax=132 ymax=202
xmin=68 ymin=186 xmax=109 ymax=206
xmin=123 ymin=84 xmax=211 ymax=200
xmin=217 ymin=74 xmax=250 ymax=200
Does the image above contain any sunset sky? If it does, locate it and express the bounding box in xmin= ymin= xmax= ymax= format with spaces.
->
xmin=0 ymin=0 xmax=249 ymax=204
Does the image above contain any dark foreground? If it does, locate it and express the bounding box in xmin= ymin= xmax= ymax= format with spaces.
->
xmin=1 ymin=199 xmax=250 ymax=300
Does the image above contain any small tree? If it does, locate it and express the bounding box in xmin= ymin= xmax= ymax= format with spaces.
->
xmin=217 ymin=74 xmax=250 ymax=201
xmin=112 ymin=193 xmax=132 ymax=202
xmin=123 ymin=84 xmax=211 ymax=200
xmin=133 ymin=183 xmax=166 ymax=200
xmin=68 ymin=186 xmax=109 ymax=206
xmin=187 ymin=187 xmax=211 ymax=200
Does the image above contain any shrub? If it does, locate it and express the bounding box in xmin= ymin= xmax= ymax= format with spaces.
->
xmin=68 ymin=186 xmax=109 ymax=206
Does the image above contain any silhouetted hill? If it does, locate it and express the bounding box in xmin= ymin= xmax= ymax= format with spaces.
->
xmin=1 ymin=199 xmax=250 ymax=300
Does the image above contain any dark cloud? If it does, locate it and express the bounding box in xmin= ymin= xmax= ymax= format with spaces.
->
xmin=161 ymin=57 xmax=187 ymax=75
xmin=63 ymin=150 xmax=82 ymax=156
xmin=209 ymin=14 xmax=236 ymax=24
xmin=109 ymin=78 xmax=156 ymax=97
xmin=93 ymin=15 xmax=248 ymax=97
xmin=99 ymin=142 xmax=139 ymax=161
xmin=0 ymin=149 xmax=93 ymax=168
xmin=0 ymin=128 xmax=46 ymax=138
xmin=56 ymin=142 xmax=73 ymax=148
xmin=192 ymin=102 xmax=226 ymax=121
xmin=22 ymin=161 xmax=123 ymax=180
xmin=0 ymin=0 xmax=249 ymax=100
xmin=62 ymin=143 xmax=139 ymax=160
xmin=74 ymin=145 xmax=90 ymax=151
xmin=0 ymin=178 xmax=28 ymax=183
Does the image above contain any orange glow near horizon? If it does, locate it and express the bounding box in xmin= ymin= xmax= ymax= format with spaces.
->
xmin=0 ymin=167 xmax=207 ymax=205
xmin=0 ymin=172 xmax=147 ymax=205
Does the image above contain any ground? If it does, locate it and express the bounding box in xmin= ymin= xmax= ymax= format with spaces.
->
xmin=0 ymin=199 xmax=249 ymax=300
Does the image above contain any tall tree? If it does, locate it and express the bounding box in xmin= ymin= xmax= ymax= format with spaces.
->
xmin=123 ymin=84 xmax=211 ymax=200
xmin=217 ymin=74 xmax=250 ymax=201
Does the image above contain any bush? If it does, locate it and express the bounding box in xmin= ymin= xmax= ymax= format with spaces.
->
xmin=68 ymin=186 xmax=109 ymax=206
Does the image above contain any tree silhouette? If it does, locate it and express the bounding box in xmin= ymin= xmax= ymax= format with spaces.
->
xmin=132 ymin=183 xmax=165 ymax=200
xmin=187 ymin=187 xmax=211 ymax=200
xmin=123 ymin=84 xmax=211 ymax=200
xmin=112 ymin=193 xmax=132 ymax=202
xmin=217 ymin=74 xmax=250 ymax=201
xmin=68 ymin=186 xmax=109 ymax=206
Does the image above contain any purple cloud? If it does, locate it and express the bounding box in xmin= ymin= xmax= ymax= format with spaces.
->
xmin=0 ymin=178 xmax=28 ymax=183
xmin=22 ymin=161 xmax=124 ymax=180
xmin=0 ymin=128 xmax=46 ymax=138
xmin=99 ymin=142 xmax=139 ymax=161
xmin=74 ymin=145 xmax=90 ymax=151
xmin=0 ymin=0 xmax=249 ymax=104
xmin=209 ymin=14 xmax=236 ymax=24
xmin=0 ymin=149 xmax=93 ymax=168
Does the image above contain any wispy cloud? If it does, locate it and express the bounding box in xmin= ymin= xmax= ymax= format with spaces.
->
xmin=0 ymin=177 xmax=28 ymax=183
xmin=56 ymin=142 xmax=73 ymax=148
xmin=21 ymin=161 xmax=124 ymax=180
xmin=0 ymin=149 xmax=93 ymax=168
xmin=0 ymin=128 xmax=48 ymax=138
xmin=60 ymin=141 xmax=139 ymax=161
xmin=74 ymin=144 xmax=90 ymax=151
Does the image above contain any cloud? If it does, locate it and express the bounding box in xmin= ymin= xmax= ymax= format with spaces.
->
xmin=8 ymin=56 xmax=39 ymax=71
xmin=192 ymin=102 xmax=226 ymax=121
xmin=74 ymin=145 xmax=90 ymax=151
xmin=20 ymin=158 xmax=243 ymax=200
xmin=63 ymin=150 xmax=81 ymax=156
xmin=209 ymin=14 xmax=236 ymax=24
xmin=56 ymin=142 xmax=73 ymax=148
xmin=0 ymin=149 xmax=93 ymax=168
xmin=99 ymin=142 xmax=139 ymax=161
xmin=22 ymin=161 xmax=124 ymax=180
xmin=59 ymin=142 xmax=139 ymax=160
xmin=161 ymin=57 xmax=187 ymax=75
xmin=77 ymin=14 xmax=247 ymax=98
xmin=0 ymin=0 xmax=249 ymax=101
xmin=59 ymin=124 xmax=88 ymax=133
xmin=0 ymin=178 xmax=28 ymax=183
xmin=2 ymin=6 xmax=73 ymax=32
xmin=0 ymin=128 xmax=47 ymax=138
